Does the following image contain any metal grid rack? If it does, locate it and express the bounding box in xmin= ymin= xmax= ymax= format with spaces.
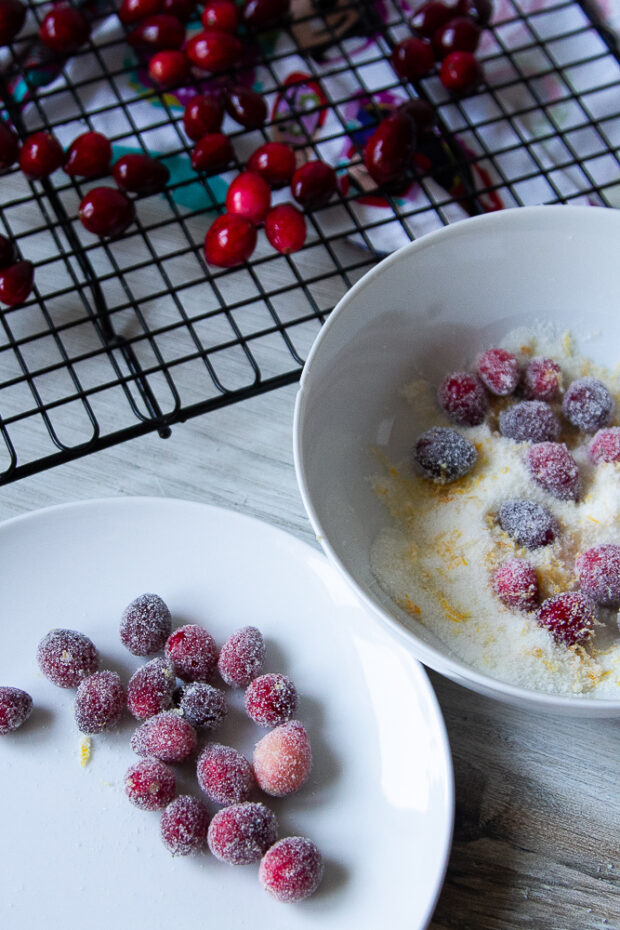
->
xmin=0 ymin=0 xmax=619 ymax=483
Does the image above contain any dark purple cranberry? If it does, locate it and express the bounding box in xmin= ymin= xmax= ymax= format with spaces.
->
xmin=499 ymin=401 xmax=560 ymax=443
xmin=498 ymin=499 xmax=558 ymax=549
xmin=398 ymin=98 xmax=436 ymax=135
xmin=64 ymin=131 xmax=112 ymax=177
xmin=0 ymin=119 xmax=19 ymax=169
xmin=185 ymin=29 xmax=244 ymax=71
xmin=19 ymin=132 xmax=65 ymax=180
xmin=391 ymin=37 xmax=435 ymax=81
xmin=79 ymin=187 xmax=136 ymax=237
xmin=225 ymin=85 xmax=267 ymax=128
xmin=0 ymin=260 xmax=34 ymax=306
xmin=162 ymin=0 xmax=197 ymax=20
xmin=413 ymin=426 xmax=477 ymax=483
xmin=113 ymin=153 xmax=170 ymax=193
xmin=364 ymin=113 xmax=416 ymax=187
xmin=433 ymin=17 xmax=481 ymax=58
xmin=439 ymin=50 xmax=483 ymax=93
xmin=0 ymin=0 xmax=26 ymax=45
xmin=179 ymin=681 xmax=228 ymax=729
xmin=247 ymin=142 xmax=296 ymax=188
xmin=526 ymin=442 xmax=580 ymax=501
xmin=0 ymin=233 xmax=18 ymax=268
xmin=455 ymin=0 xmax=493 ymax=27
xmin=39 ymin=3 xmax=91 ymax=54
xmin=118 ymin=0 xmax=161 ymax=25
xmin=291 ymin=160 xmax=337 ymax=210
xmin=437 ymin=370 xmax=488 ymax=426
xmin=183 ymin=93 xmax=224 ymax=141
xmin=128 ymin=13 xmax=185 ymax=50
xmin=242 ymin=0 xmax=289 ymax=30
xmin=410 ymin=1 xmax=453 ymax=37
xmin=562 ymin=377 xmax=614 ymax=433
xmin=190 ymin=132 xmax=233 ymax=174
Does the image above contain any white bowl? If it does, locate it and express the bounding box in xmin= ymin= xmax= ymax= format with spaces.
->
xmin=294 ymin=205 xmax=620 ymax=716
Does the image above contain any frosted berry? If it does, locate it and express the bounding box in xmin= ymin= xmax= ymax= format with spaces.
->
xmin=391 ymin=37 xmax=434 ymax=80
xmin=128 ymin=13 xmax=185 ymax=50
xmin=437 ymin=371 xmax=488 ymax=426
xmin=242 ymin=0 xmax=289 ymax=30
xmin=526 ymin=442 xmax=580 ymax=501
xmin=259 ymin=837 xmax=324 ymax=903
xmin=498 ymin=499 xmax=558 ymax=550
xmin=433 ymin=17 xmax=481 ymax=58
xmin=202 ymin=0 xmax=238 ymax=31
xmin=120 ymin=592 xmax=172 ymax=656
xmin=245 ymin=673 xmax=297 ymax=727
xmin=589 ymin=427 xmax=620 ymax=465
xmin=191 ymin=132 xmax=233 ymax=174
xmin=0 ymin=260 xmax=34 ymax=307
xmin=494 ymin=558 xmax=539 ymax=611
xmin=226 ymin=171 xmax=271 ymax=225
xmin=39 ymin=4 xmax=90 ymax=54
xmin=118 ymin=0 xmax=161 ymax=25
xmin=247 ymin=142 xmax=296 ymax=188
xmin=204 ymin=214 xmax=257 ymax=268
xmin=197 ymin=742 xmax=254 ymax=804
xmin=440 ymin=51 xmax=483 ymax=93
xmin=179 ymin=681 xmax=227 ymax=729
xmin=0 ymin=686 xmax=33 ymax=734
xmin=218 ymin=625 xmax=265 ymax=687
xmin=562 ymin=377 xmax=614 ymax=433
xmin=0 ymin=119 xmax=19 ymax=169
xmin=113 ymin=153 xmax=170 ymax=194
xmin=208 ymin=801 xmax=278 ymax=865
xmin=499 ymin=401 xmax=560 ymax=443
xmin=413 ymin=426 xmax=477 ymax=483
xmin=183 ymin=93 xmax=224 ymax=141
xmin=186 ymin=30 xmax=244 ymax=71
xmin=536 ymin=592 xmax=596 ymax=647
xmin=75 ymin=670 xmax=125 ymax=733
xmin=410 ymin=0 xmax=453 ymax=37
xmin=37 ymin=628 xmax=98 ymax=688
xmin=124 ymin=757 xmax=176 ymax=810
xmin=127 ymin=657 xmax=176 ymax=719
xmin=131 ymin=710 xmax=197 ymax=762
xmin=79 ymin=187 xmax=135 ymax=237
xmin=265 ymin=203 xmax=306 ymax=254
xmin=291 ymin=160 xmax=337 ymax=210
xmin=0 ymin=0 xmax=26 ymax=45
xmin=225 ymin=85 xmax=267 ymax=129
xmin=64 ymin=131 xmax=111 ymax=177
xmin=148 ymin=49 xmax=189 ymax=86
xmin=364 ymin=113 xmax=416 ymax=187
xmin=253 ymin=720 xmax=311 ymax=797
xmin=19 ymin=132 xmax=65 ymax=179
xmin=575 ymin=544 xmax=620 ymax=607
xmin=476 ymin=348 xmax=520 ymax=396
xmin=522 ymin=356 xmax=562 ymax=401
xmin=161 ymin=795 xmax=210 ymax=854
xmin=165 ymin=624 xmax=217 ymax=681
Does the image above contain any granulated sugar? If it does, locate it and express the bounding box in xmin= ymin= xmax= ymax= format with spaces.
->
xmin=370 ymin=329 xmax=620 ymax=698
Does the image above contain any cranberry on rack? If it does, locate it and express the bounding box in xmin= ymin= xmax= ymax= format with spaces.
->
xmin=79 ymin=186 xmax=136 ymax=237
xmin=291 ymin=160 xmax=337 ymax=210
xmin=0 ymin=260 xmax=34 ymax=307
xmin=440 ymin=50 xmax=483 ymax=93
xmin=247 ymin=142 xmax=296 ymax=188
xmin=0 ymin=0 xmax=26 ymax=46
xmin=226 ymin=171 xmax=271 ymax=225
xmin=183 ymin=93 xmax=224 ymax=141
xmin=190 ymin=132 xmax=234 ymax=174
xmin=201 ymin=0 xmax=239 ymax=32
xmin=242 ymin=0 xmax=289 ymax=30
xmin=39 ymin=3 xmax=91 ymax=55
xmin=264 ymin=203 xmax=307 ymax=254
xmin=433 ymin=17 xmax=481 ymax=58
xmin=410 ymin=1 xmax=453 ymax=37
xmin=204 ymin=214 xmax=257 ymax=268
xmin=391 ymin=37 xmax=435 ymax=81
xmin=19 ymin=132 xmax=65 ymax=179
xmin=225 ymin=85 xmax=268 ymax=129
xmin=364 ymin=112 xmax=416 ymax=186
xmin=148 ymin=49 xmax=190 ymax=86
xmin=127 ymin=13 xmax=186 ymax=50
xmin=186 ymin=30 xmax=244 ymax=71
xmin=118 ymin=0 xmax=162 ymax=25
xmin=64 ymin=131 xmax=112 ymax=177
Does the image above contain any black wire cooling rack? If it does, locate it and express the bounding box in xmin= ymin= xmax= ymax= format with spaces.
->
xmin=0 ymin=0 xmax=619 ymax=483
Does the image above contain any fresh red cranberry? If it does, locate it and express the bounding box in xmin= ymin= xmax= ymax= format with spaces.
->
xmin=0 ymin=0 xmax=26 ymax=46
xmin=165 ymin=624 xmax=218 ymax=681
xmin=131 ymin=710 xmax=198 ymax=762
xmin=291 ymin=160 xmax=337 ymax=210
xmin=455 ymin=0 xmax=493 ymax=27
xmin=128 ymin=13 xmax=185 ymax=50
xmin=562 ymin=377 xmax=614 ymax=433
xmin=75 ymin=670 xmax=125 ymax=733
xmin=197 ymin=742 xmax=255 ymax=804
xmin=217 ymin=625 xmax=265 ymax=687
xmin=498 ymin=499 xmax=558 ymax=549
xmin=178 ymin=681 xmax=228 ymax=729
xmin=183 ymin=93 xmax=224 ymax=141
xmin=186 ymin=30 xmax=243 ymax=71
xmin=522 ymin=356 xmax=562 ymax=401
xmin=0 ymin=233 xmax=17 ymax=268
xmin=208 ymin=802 xmax=278 ymax=865
xmin=589 ymin=427 xmax=620 ymax=465
xmin=414 ymin=426 xmax=477 ymax=483
xmin=162 ymin=0 xmax=196 ymax=20
xmin=19 ymin=132 xmax=65 ymax=179
xmin=526 ymin=442 xmax=580 ymax=501
xmin=64 ymin=131 xmax=111 ymax=177
xmin=242 ymin=0 xmax=289 ymax=30
xmin=204 ymin=214 xmax=257 ymax=268
xmin=225 ymin=85 xmax=267 ymax=128
xmin=226 ymin=171 xmax=271 ymax=224
xmin=433 ymin=17 xmax=481 ymax=58
xmin=118 ymin=0 xmax=161 ymax=24
xmin=191 ymin=132 xmax=233 ymax=173
xmin=399 ymin=98 xmax=437 ymax=135
xmin=259 ymin=837 xmax=323 ymax=903
xmin=437 ymin=371 xmax=488 ymax=426
xmin=499 ymin=401 xmax=560 ymax=443
xmin=364 ymin=112 xmax=417 ymax=187
xmin=0 ymin=260 xmax=34 ymax=307
xmin=476 ymin=347 xmax=520 ymax=396
xmin=37 ymin=628 xmax=98 ymax=688
xmin=494 ymin=558 xmax=539 ymax=611
xmin=247 ymin=142 xmax=295 ymax=188
xmin=410 ymin=1 xmax=453 ymax=37
xmin=202 ymin=0 xmax=238 ymax=32
xmin=125 ymin=757 xmax=176 ymax=810
xmin=79 ymin=186 xmax=135 ymax=237
xmin=253 ymin=720 xmax=312 ymax=797
xmin=148 ymin=49 xmax=189 ymax=85
xmin=440 ymin=50 xmax=483 ymax=93
xmin=161 ymin=795 xmax=210 ymax=855
xmin=245 ymin=673 xmax=297 ymax=727
xmin=0 ymin=120 xmax=19 ymax=169
xmin=391 ymin=37 xmax=435 ymax=80
xmin=127 ymin=657 xmax=176 ymax=719
xmin=0 ymin=686 xmax=33 ymax=734
xmin=536 ymin=592 xmax=596 ymax=647
xmin=39 ymin=4 xmax=91 ymax=54
xmin=120 ymin=592 xmax=172 ymax=656
xmin=575 ymin=544 xmax=620 ymax=607
xmin=265 ymin=203 xmax=306 ymax=254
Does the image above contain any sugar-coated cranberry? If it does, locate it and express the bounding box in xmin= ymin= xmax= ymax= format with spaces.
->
xmin=391 ymin=37 xmax=435 ymax=81
xmin=127 ymin=657 xmax=176 ymax=719
xmin=0 ymin=260 xmax=34 ymax=307
xmin=64 ymin=131 xmax=111 ymax=177
xmin=114 ymin=154 xmax=170 ymax=193
xmin=364 ymin=112 xmax=416 ymax=187
xmin=190 ymin=132 xmax=233 ymax=174
xmin=476 ymin=348 xmax=520 ymax=396
xmin=526 ymin=442 xmax=580 ymax=501
xmin=494 ymin=558 xmax=539 ymax=611
xmin=498 ymin=499 xmax=558 ymax=550
xmin=433 ymin=17 xmax=481 ymax=58
xmin=440 ymin=50 xmax=483 ymax=93
xmin=186 ymin=30 xmax=244 ymax=71
xmin=131 ymin=710 xmax=197 ymax=762
xmin=0 ymin=686 xmax=33 ymax=734
xmin=118 ymin=0 xmax=161 ymax=25
xmin=148 ymin=49 xmax=189 ymax=85
xmin=247 ymin=142 xmax=296 ymax=188
xmin=589 ymin=427 xmax=620 ymax=465
xmin=37 ymin=628 xmax=99 ymax=688
xmin=202 ymin=0 xmax=238 ymax=32
xmin=410 ymin=1 xmax=453 ymax=37
xmin=522 ymin=356 xmax=562 ymax=401
xmin=0 ymin=233 xmax=17 ymax=268
xmin=437 ymin=371 xmax=488 ymax=426
xmin=226 ymin=171 xmax=271 ymax=224
xmin=245 ymin=673 xmax=297 ymax=727
xmin=259 ymin=836 xmax=324 ymax=903
xmin=204 ymin=214 xmax=257 ymax=268
xmin=562 ymin=377 xmax=614 ymax=433
xmin=161 ymin=795 xmax=210 ymax=855
xmin=79 ymin=186 xmax=136 ymax=237
xmin=39 ymin=4 xmax=90 ymax=54
xmin=120 ymin=592 xmax=172 ymax=656
xmin=0 ymin=0 xmax=26 ymax=46
xmin=208 ymin=801 xmax=278 ymax=865
xmin=128 ymin=13 xmax=185 ymax=50
xmin=74 ymin=670 xmax=125 ymax=733
xmin=19 ymin=132 xmax=65 ymax=179
xmin=242 ymin=0 xmax=289 ymax=30
xmin=124 ymin=757 xmax=176 ymax=810
xmin=225 ymin=85 xmax=267 ymax=129
xmin=0 ymin=119 xmax=19 ymax=169
xmin=161 ymin=0 xmax=196 ymax=20
xmin=413 ymin=426 xmax=477 ymax=483
xmin=575 ymin=544 xmax=620 ymax=607
xmin=265 ymin=203 xmax=306 ymax=254
xmin=291 ymin=160 xmax=337 ymax=210
xmin=398 ymin=98 xmax=437 ymax=135
xmin=165 ymin=624 xmax=218 ymax=681
xmin=218 ymin=625 xmax=265 ymax=687
xmin=197 ymin=742 xmax=255 ymax=804
xmin=455 ymin=0 xmax=493 ymax=27
xmin=183 ymin=93 xmax=224 ymax=141
xmin=536 ymin=592 xmax=596 ymax=647
xmin=499 ymin=400 xmax=560 ymax=443
xmin=253 ymin=720 xmax=311 ymax=797
xmin=179 ymin=681 xmax=228 ymax=729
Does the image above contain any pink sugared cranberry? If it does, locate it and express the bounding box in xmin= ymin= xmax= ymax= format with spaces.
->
xmin=118 ymin=0 xmax=161 ymax=25
xmin=79 ymin=186 xmax=136 ymax=237
xmin=253 ymin=720 xmax=311 ymax=797
xmin=455 ymin=0 xmax=493 ymax=26
xmin=37 ymin=628 xmax=98 ymax=688
xmin=225 ymin=85 xmax=267 ymax=129
xmin=476 ymin=347 xmax=520 ymax=396
xmin=204 ymin=214 xmax=257 ymax=268
xmin=64 ymin=131 xmax=111 ymax=177
xmin=124 ymin=757 xmax=176 ymax=810
xmin=131 ymin=710 xmax=197 ymax=762
xmin=74 ymin=670 xmax=125 ymax=733
xmin=0 ymin=0 xmax=26 ymax=46
xmin=148 ymin=49 xmax=189 ymax=86
xmin=265 ymin=203 xmax=306 ymax=254
xmin=161 ymin=795 xmax=210 ymax=854
xmin=113 ymin=153 xmax=170 ymax=194
xmin=0 ymin=119 xmax=19 ymax=169
xmin=39 ymin=4 xmax=90 ymax=54
xmin=433 ymin=17 xmax=481 ymax=58
xmin=499 ymin=401 xmax=560 ymax=443
xmin=0 ymin=260 xmax=34 ymax=307
xmin=202 ymin=0 xmax=238 ymax=32
xmin=536 ymin=592 xmax=596 ymax=647
xmin=244 ymin=673 xmax=297 ymax=727
xmin=437 ymin=371 xmax=488 ymax=426
xmin=165 ymin=624 xmax=218 ymax=681
xmin=364 ymin=113 xmax=416 ymax=187
xmin=562 ymin=377 xmax=614 ymax=433
xmin=526 ymin=442 xmax=580 ymax=501
xmin=291 ymin=160 xmax=337 ymax=210
xmin=242 ymin=0 xmax=288 ymax=30
xmin=19 ymin=132 xmax=65 ymax=179
xmin=575 ymin=544 xmax=620 ymax=607
xmin=391 ymin=37 xmax=435 ymax=81
xmin=128 ymin=13 xmax=185 ymax=50
xmin=190 ymin=132 xmax=233 ymax=174
xmin=439 ymin=50 xmax=483 ymax=93
xmin=183 ymin=93 xmax=224 ymax=141
xmin=410 ymin=0 xmax=453 ymax=37
xmin=226 ymin=171 xmax=271 ymax=225
xmin=127 ymin=657 xmax=176 ymax=719
xmin=217 ymin=625 xmax=265 ymax=687
xmin=259 ymin=836 xmax=323 ymax=903
xmin=522 ymin=356 xmax=562 ymax=401
xmin=178 ymin=681 xmax=227 ymax=729
xmin=494 ymin=558 xmax=539 ymax=611
xmin=197 ymin=742 xmax=254 ymax=805
xmin=120 ymin=592 xmax=172 ymax=656
xmin=186 ymin=30 xmax=244 ymax=71
xmin=0 ymin=686 xmax=33 ymax=734
xmin=247 ymin=142 xmax=296 ymax=188
xmin=208 ymin=801 xmax=278 ymax=864
xmin=590 ymin=427 xmax=620 ymax=465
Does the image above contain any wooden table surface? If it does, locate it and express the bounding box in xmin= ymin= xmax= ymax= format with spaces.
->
xmin=1 ymin=382 xmax=618 ymax=930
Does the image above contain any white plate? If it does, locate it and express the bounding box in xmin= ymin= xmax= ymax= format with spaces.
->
xmin=0 ymin=497 xmax=453 ymax=930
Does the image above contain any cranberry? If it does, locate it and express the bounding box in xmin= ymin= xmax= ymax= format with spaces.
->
xmin=197 ymin=742 xmax=255 ymax=804
xmin=440 ymin=50 xmax=483 ymax=93
xmin=217 ymin=625 xmax=265 ymax=686
xmin=562 ymin=377 xmax=614 ymax=433
xmin=0 ymin=233 xmax=17 ymax=268
xmin=127 ymin=657 xmax=176 ymax=719
xmin=575 ymin=544 xmax=620 ymax=607
xmin=79 ymin=186 xmax=135 ymax=237
xmin=259 ymin=837 xmax=323 ymax=903
xmin=191 ymin=132 xmax=233 ymax=174
xmin=225 ymin=85 xmax=267 ymax=129
xmin=148 ymin=49 xmax=189 ymax=85
xmin=0 ymin=260 xmax=34 ymax=307
xmin=399 ymin=98 xmax=436 ymax=135
xmin=291 ymin=160 xmax=337 ymax=210
xmin=208 ymin=802 xmax=278 ymax=865
xmin=0 ymin=0 xmax=26 ymax=46
xmin=437 ymin=371 xmax=488 ymax=426
xmin=0 ymin=686 xmax=33 ymax=734
xmin=114 ymin=153 xmax=170 ymax=196
xmin=161 ymin=0 xmax=196 ymax=20
xmin=37 ymin=628 xmax=98 ymax=688
xmin=499 ymin=401 xmax=560 ymax=443
xmin=244 ymin=673 xmax=297 ymax=727
xmin=75 ymin=670 xmax=125 ymax=733
xmin=118 ymin=0 xmax=161 ymax=24
xmin=64 ymin=131 xmax=111 ymax=177
xmin=364 ymin=113 xmax=416 ymax=187
xmin=247 ymin=142 xmax=295 ymax=188
xmin=589 ymin=427 xmax=620 ymax=465
xmin=226 ymin=171 xmax=271 ymax=224
xmin=183 ymin=93 xmax=224 ymax=141
xmin=253 ymin=720 xmax=312 ymax=797
xmin=476 ymin=347 xmax=520 ymax=396
xmin=202 ymin=0 xmax=238 ymax=32
xmin=498 ymin=499 xmax=558 ymax=549
xmin=178 ymin=681 xmax=228 ymax=729
xmin=161 ymin=795 xmax=210 ymax=855
xmin=433 ymin=17 xmax=481 ymax=58
xmin=124 ymin=757 xmax=176 ymax=810
xmin=131 ymin=710 xmax=197 ymax=762
xmin=522 ymin=356 xmax=562 ymax=401
xmin=204 ymin=214 xmax=257 ymax=268
xmin=128 ymin=13 xmax=185 ymax=50
xmin=19 ymin=132 xmax=65 ymax=180
xmin=413 ymin=426 xmax=477 ymax=483
xmin=265 ymin=203 xmax=306 ymax=254
xmin=165 ymin=624 xmax=218 ymax=681
xmin=536 ymin=592 xmax=596 ymax=647
xmin=242 ymin=0 xmax=289 ymax=30
xmin=186 ymin=30 xmax=243 ymax=71
xmin=494 ymin=558 xmax=539 ymax=611
xmin=455 ymin=0 xmax=493 ymax=27
xmin=391 ymin=37 xmax=435 ymax=81
xmin=0 ymin=119 xmax=19 ymax=169
xmin=410 ymin=1 xmax=453 ymax=38
xmin=526 ymin=442 xmax=580 ymax=501
xmin=39 ymin=4 xmax=90 ymax=54
xmin=120 ymin=592 xmax=172 ymax=655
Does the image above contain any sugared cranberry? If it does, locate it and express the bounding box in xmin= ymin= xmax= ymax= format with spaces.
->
xmin=0 ymin=260 xmax=34 ymax=307
xmin=476 ymin=347 xmax=520 ymax=396
xmin=494 ymin=558 xmax=539 ymax=611
xmin=208 ymin=802 xmax=278 ymax=865
xmin=165 ymin=624 xmax=218 ymax=681
xmin=128 ymin=13 xmax=185 ymax=50
xmin=562 ymin=377 xmax=614 ymax=433
xmin=204 ymin=214 xmax=257 ymax=268
xmin=455 ymin=0 xmax=493 ymax=27
xmin=148 ymin=49 xmax=189 ymax=85
xmin=217 ymin=625 xmax=265 ymax=687
xmin=575 ymin=544 xmax=620 ymax=607
xmin=118 ymin=0 xmax=161 ymax=25
xmin=226 ymin=171 xmax=271 ymax=224
xmin=191 ymin=132 xmax=233 ymax=174
xmin=433 ymin=17 xmax=481 ymax=58
xmin=179 ymin=681 xmax=228 ymax=729
xmin=225 ymin=85 xmax=267 ymax=129
xmin=124 ymin=757 xmax=176 ymax=810
xmin=197 ymin=742 xmax=255 ymax=804
xmin=37 ymin=628 xmax=98 ymax=688
xmin=440 ymin=50 xmax=483 ymax=93
xmin=202 ymin=0 xmax=238 ymax=32
xmin=265 ymin=203 xmax=306 ymax=254
xmin=74 ymin=670 xmax=125 ymax=733
xmin=39 ymin=4 xmax=90 ymax=54
xmin=161 ymin=795 xmax=210 ymax=855
xmin=0 ymin=0 xmax=26 ymax=46
xmin=64 ymin=131 xmax=111 ymax=178
xmin=79 ymin=186 xmax=136 ymax=237
xmin=120 ymin=592 xmax=172 ymax=656
xmin=186 ymin=30 xmax=243 ymax=71
xmin=536 ymin=592 xmax=596 ymax=647
xmin=19 ymin=132 xmax=65 ymax=180
xmin=245 ymin=673 xmax=297 ymax=727
xmin=413 ymin=426 xmax=477 ymax=483
xmin=253 ymin=720 xmax=311 ymax=797
xmin=0 ymin=233 xmax=17 ymax=268
xmin=183 ymin=93 xmax=224 ymax=141
xmin=0 ymin=686 xmax=33 ymax=734
xmin=437 ymin=371 xmax=488 ymax=426
xmin=0 ymin=119 xmax=19 ymax=169
xmin=247 ymin=142 xmax=296 ymax=188
xmin=242 ymin=0 xmax=289 ymax=30
xmin=131 ymin=710 xmax=197 ymax=762
xmin=522 ymin=356 xmax=562 ymax=401
xmin=498 ymin=499 xmax=558 ymax=549
xmin=589 ymin=427 xmax=620 ymax=464
xmin=127 ymin=657 xmax=176 ymax=719
xmin=399 ymin=98 xmax=437 ymax=135
xmin=410 ymin=1 xmax=453 ymax=37
xmin=499 ymin=401 xmax=560 ymax=443
xmin=259 ymin=837 xmax=323 ymax=903
xmin=162 ymin=0 xmax=196 ymax=20
xmin=391 ymin=37 xmax=435 ymax=81
xmin=291 ymin=160 xmax=337 ymax=210
xmin=364 ymin=112 xmax=416 ymax=187
xmin=526 ymin=442 xmax=580 ymax=501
